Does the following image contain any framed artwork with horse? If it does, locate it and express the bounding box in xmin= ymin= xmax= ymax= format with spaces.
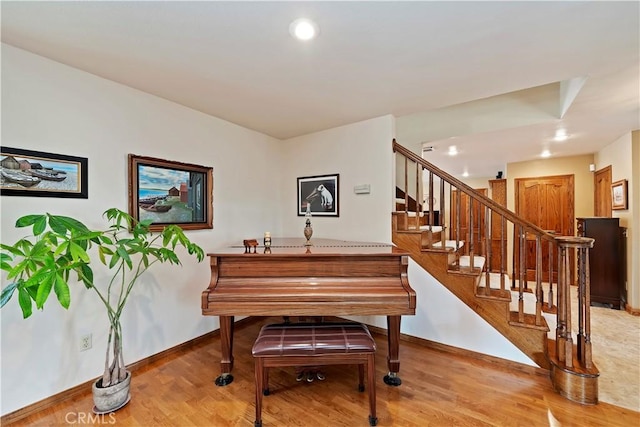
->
xmin=297 ymin=174 xmax=339 ymax=217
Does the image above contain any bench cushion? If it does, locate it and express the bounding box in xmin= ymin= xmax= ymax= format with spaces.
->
xmin=252 ymin=322 xmax=376 ymax=357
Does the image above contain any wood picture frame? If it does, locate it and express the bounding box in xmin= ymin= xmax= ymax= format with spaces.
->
xmin=128 ymin=154 xmax=213 ymax=231
xmin=297 ymin=173 xmax=339 ymax=217
xmin=611 ymin=179 xmax=628 ymax=210
xmin=0 ymin=147 xmax=88 ymax=198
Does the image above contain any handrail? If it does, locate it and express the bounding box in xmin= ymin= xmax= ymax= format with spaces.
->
xmin=393 ymin=140 xmax=556 ymax=243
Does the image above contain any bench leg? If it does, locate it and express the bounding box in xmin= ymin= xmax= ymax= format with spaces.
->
xmin=255 ymin=357 xmax=264 ymax=427
xmin=367 ymin=354 xmax=378 ymax=426
xmin=358 ymin=364 xmax=365 ymax=392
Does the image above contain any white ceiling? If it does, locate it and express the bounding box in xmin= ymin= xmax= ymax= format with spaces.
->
xmin=1 ymin=1 xmax=638 ymax=178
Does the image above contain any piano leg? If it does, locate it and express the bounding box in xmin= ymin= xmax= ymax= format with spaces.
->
xmin=215 ymin=315 xmax=235 ymax=386
xmin=384 ymin=315 xmax=402 ymax=386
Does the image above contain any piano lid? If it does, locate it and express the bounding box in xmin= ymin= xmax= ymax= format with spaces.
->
xmin=208 ymin=237 xmax=409 ymax=256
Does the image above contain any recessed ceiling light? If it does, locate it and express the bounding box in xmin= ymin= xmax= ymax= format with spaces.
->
xmin=541 ymin=149 xmax=551 ymax=158
xmin=462 ymin=171 xmax=469 ymax=177
xmin=554 ymin=129 xmax=568 ymax=142
xmin=448 ymin=146 xmax=458 ymax=156
xmin=289 ymin=18 xmax=319 ymax=41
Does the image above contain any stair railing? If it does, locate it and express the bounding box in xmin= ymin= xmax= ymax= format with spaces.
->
xmin=393 ymin=139 xmax=596 ymax=374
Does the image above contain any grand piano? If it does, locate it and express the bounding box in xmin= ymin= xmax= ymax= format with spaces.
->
xmin=201 ymin=238 xmax=416 ymax=386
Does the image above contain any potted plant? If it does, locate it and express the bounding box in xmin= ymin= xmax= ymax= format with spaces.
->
xmin=0 ymin=208 xmax=204 ymax=413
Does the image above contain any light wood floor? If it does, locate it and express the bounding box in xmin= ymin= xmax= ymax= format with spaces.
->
xmin=10 ymin=317 xmax=639 ymax=427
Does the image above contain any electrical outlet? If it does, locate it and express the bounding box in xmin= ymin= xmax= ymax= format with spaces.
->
xmin=80 ymin=334 xmax=92 ymax=351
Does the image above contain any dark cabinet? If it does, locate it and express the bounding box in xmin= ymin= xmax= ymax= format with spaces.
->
xmin=576 ymin=217 xmax=626 ymax=309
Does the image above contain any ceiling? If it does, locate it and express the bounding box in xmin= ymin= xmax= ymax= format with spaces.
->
xmin=1 ymin=1 xmax=639 ymax=178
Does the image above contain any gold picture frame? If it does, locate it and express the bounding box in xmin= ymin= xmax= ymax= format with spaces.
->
xmin=128 ymin=154 xmax=213 ymax=231
xmin=611 ymin=179 xmax=628 ymax=210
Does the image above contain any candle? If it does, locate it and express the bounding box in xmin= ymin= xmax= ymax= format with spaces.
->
xmin=306 ymin=202 xmax=311 ymax=213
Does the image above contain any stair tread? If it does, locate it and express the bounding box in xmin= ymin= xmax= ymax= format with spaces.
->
xmin=508 ymin=311 xmax=549 ymax=332
xmin=433 ymin=240 xmax=465 ymax=250
xmin=448 ymin=265 xmax=483 ymax=276
xmin=476 ymin=287 xmax=511 ymax=301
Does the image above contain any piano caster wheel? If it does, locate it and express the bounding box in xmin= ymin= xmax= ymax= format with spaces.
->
xmin=306 ymin=373 xmax=315 ymax=383
xmin=316 ymin=371 xmax=326 ymax=381
xmin=214 ymin=373 xmax=234 ymax=386
xmin=369 ymin=415 xmax=378 ymax=426
xmin=358 ymin=384 xmax=365 ymax=392
xmin=263 ymin=388 xmax=270 ymax=396
xmin=254 ymin=421 xmax=262 ymax=427
xmin=383 ymin=372 xmax=402 ymax=386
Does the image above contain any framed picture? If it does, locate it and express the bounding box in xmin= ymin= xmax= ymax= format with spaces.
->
xmin=297 ymin=174 xmax=339 ymax=217
xmin=0 ymin=147 xmax=88 ymax=198
xmin=128 ymin=154 xmax=213 ymax=231
xmin=611 ymin=179 xmax=628 ymax=210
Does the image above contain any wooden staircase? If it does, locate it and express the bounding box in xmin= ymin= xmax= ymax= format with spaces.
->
xmin=392 ymin=139 xmax=599 ymax=404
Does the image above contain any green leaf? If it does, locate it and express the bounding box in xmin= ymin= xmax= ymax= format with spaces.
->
xmin=140 ymin=219 xmax=154 ymax=227
xmin=53 ymin=241 xmax=70 ymax=258
xmin=109 ymin=252 xmax=121 ymax=269
xmin=32 ymin=216 xmax=48 ymax=235
xmin=1 ymin=242 xmax=25 ymax=257
xmin=18 ymin=287 xmax=33 ymax=318
xmin=99 ymin=235 xmax=113 ymax=245
xmin=77 ymin=264 xmax=94 ymax=289
xmin=35 ymin=274 xmax=54 ymax=310
xmin=1 ymin=282 xmax=19 ymax=308
xmin=0 ymin=253 xmax=14 ymax=272
xmin=117 ymin=246 xmax=132 ymax=269
xmin=49 ymin=215 xmax=90 ymax=235
xmin=53 ymin=274 xmax=71 ymax=309
xmin=15 ymin=214 xmax=44 ymax=228
xmin=98 ymin=246 xmax=106 ymax=265
xmin=69 ymin=241 xmax=90 ymax=263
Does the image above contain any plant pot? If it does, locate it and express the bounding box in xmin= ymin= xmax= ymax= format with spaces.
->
xmin=92 ymin=371 xmax=131 ymax=414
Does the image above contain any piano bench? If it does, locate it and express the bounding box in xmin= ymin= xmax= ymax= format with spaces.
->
xmin=252 ymin=322 xmax=378 ymax=427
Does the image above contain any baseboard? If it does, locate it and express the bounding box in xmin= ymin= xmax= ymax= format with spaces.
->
xmin=0 ymin=317 xmax=259 ymax=425
xmin=625 ymin=304 xmax=640 ymax=316
xmin=365 ymin=323 xmax=549 ymax=378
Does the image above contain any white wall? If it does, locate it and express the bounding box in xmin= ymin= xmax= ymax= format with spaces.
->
xmin=280 ymin=116 xmax=395 ymax=243
xmin=595 ymin=132 xmax=637 ymax=309
xmin=0 ymin=44 xmax=282 ymax=415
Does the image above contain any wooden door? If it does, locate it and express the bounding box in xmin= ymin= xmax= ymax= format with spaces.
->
xmin=515 ymin=175 xmax=574 ymax=283
xmin=450 ymin=189 xmax=488 ymax=255
xmin=594 ymin=166 xmax=612 ymax=217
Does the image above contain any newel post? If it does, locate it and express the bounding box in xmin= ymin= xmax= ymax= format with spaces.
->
xmin=554 ymin=236 xmax=595 ymax=369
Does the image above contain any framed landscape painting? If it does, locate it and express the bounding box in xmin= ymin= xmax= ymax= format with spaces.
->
xmin=0 ymin=146 xmax=88 ymax=198
xmin=297 ymin=173 xmax=339 ymax=217
xmin=128 ymin=154 xmax=213 ymax=231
